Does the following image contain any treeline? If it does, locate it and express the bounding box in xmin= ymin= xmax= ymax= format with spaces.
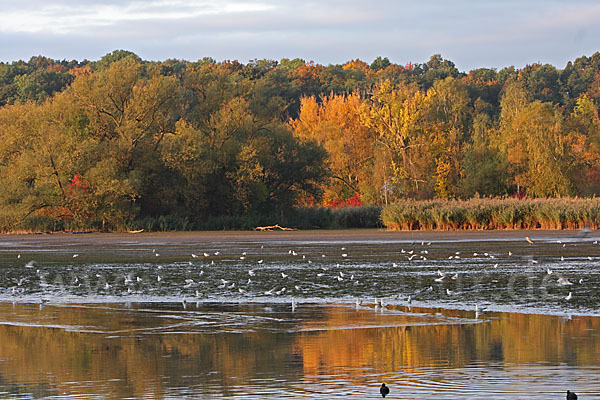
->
xmin=1 ymin=50 xmax=600 ymax=231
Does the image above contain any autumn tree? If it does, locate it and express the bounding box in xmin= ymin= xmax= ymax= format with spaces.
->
xmin=291 ymin=93 xmax=379 ymax=204
xmin=501 ymin=101 xmax=572 ymax=197
xmin=564 ymin=95 xmax=600 ymax=195
xmin=360 ymin=80 xmax=428 ymax=198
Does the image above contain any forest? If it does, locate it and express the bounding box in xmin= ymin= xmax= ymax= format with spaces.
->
xmin=1 ymin=50 xmax=600 ymax=231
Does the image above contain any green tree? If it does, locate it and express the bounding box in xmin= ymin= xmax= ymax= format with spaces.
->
xmin=503 ymin=101 xmax=572 ymax=197
xmin=370 ymin=56 xmax=391 ymax=72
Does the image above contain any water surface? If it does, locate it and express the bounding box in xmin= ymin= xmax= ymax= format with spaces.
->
xmin=0 ymin=231 xmax=598 ymax=398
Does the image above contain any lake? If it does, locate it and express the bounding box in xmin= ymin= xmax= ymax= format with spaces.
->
xmin=0 ymin=230 xmax=598 ymax=399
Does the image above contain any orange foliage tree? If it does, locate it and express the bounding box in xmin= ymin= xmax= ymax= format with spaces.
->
xmin=291 ymin=93 xmax=380 ymax=205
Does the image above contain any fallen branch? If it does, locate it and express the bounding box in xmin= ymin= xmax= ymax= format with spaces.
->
xmin=255 ymin=224 xmax=296 ymax=231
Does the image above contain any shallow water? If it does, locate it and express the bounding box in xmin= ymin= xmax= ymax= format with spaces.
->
xmin=0 ymin=231 xmax=599 ymax=398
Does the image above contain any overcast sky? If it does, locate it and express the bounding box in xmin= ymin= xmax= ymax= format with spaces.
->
xmin=1 ymin=0 xmax=599 ymax=71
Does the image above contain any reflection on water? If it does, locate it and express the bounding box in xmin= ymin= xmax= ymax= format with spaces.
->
xmin=1 ymin=231 xmax=599 ymax=398
xmin=0 ymin=302 xmax=598 ymax=399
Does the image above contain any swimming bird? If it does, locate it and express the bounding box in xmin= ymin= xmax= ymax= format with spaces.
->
xmin=565 ymin=292 xmax=572 ymax=300
xmin=72 ymin=254 xmax=79 ymax=258
xmin=547 ymin=268 xmax=553 ymax=275
xmin=24 ymin=260 xmax=36 ymax=268
xmin=567 ymin=390 xmax=578 ymax=400
xmin=281 ymin=272 xmax=288 ymax=278
xmin=434 ymin=275 xmax=446 ymax=282
xmin=557 ymin=277 xmax=573 ymax=286
xmin=451 ymin=273 xmax=458 ymax=280
xmin=191 ymin=253 xmax=198 ymax=258
xmin=380 ymin=383 xmax=390 ymax=398
xmin=446 ymin=288 xmax=454 ymax=296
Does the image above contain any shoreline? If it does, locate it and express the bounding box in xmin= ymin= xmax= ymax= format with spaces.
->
xmin=1 ymin=299 xmax=599 ymax=319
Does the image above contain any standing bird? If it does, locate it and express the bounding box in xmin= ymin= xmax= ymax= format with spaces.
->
xmin=525 ymin=236 xmax=534 ymax=245
xmin=567 ymin=390 xmax=578 ymax=400
xmin=380 ymin=383 xmax=390 ymax=398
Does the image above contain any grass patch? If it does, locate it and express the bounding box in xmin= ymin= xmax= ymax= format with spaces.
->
xmin=382 ymin=197 xmax=600 ymax=230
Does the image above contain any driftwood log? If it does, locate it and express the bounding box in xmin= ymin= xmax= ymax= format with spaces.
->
xmin=255 ymin=224 xmax=296 ymax=231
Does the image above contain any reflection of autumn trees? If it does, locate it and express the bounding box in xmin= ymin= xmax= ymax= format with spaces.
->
xmin=0 ymin=304 xmax=598 ymax=397
xmin=0 ymin=304 xmax=303 ymax=398
xmin=294 ymin=308 xmax=600 ymax=384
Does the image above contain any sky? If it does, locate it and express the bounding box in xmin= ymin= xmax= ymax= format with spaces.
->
xmin=1 ymin=0 xmax=599 ymax=71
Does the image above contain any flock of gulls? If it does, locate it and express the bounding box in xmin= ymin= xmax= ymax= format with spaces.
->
xmin=1 ymin=235 xmax=595 ymax=316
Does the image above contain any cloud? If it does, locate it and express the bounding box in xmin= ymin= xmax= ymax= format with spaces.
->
xmin=0 ymin=0 xmax=599 ymax=70
xmin=0 ymin=1 xmax=275 ymax=34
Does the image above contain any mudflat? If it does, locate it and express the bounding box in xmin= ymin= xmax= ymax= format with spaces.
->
xmin=0 ymin=228 xmax=585 ymax=245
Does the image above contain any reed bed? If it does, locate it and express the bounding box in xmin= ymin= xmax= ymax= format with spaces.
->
xmin=381 ymin=198 xmax=600 ymax=230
